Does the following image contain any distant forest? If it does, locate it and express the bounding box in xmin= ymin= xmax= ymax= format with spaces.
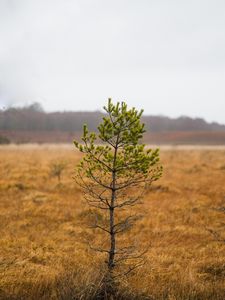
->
xmin=1 ymin=102 xmax=225 ymax=132
xmin=1 ymin=103 xmax=225 ymax=144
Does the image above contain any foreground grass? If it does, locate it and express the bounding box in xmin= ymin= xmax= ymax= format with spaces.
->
xmin=0 ymin=145 xmax=224 ymax=299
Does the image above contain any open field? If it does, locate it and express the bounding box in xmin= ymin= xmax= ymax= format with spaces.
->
xmin=0 ymin=145 xmax=225 ymax=299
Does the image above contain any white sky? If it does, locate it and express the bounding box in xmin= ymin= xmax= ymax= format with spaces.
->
xmin=0 ymin=0 xmax=225 ymax=123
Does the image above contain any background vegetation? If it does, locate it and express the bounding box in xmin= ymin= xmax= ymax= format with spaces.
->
xmin=1 ymin=104 xmax=225 ymax=145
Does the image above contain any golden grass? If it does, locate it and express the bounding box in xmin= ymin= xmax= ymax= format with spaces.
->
xmin=0 ymin=145 xmax=224 ymax=299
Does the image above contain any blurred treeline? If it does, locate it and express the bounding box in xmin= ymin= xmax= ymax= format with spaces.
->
xmin=0 ymin=102 xmax=225 ymax=132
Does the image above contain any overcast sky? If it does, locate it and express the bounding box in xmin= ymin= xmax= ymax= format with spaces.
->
xmin=0 ymin=0 xmax=224 ymax=123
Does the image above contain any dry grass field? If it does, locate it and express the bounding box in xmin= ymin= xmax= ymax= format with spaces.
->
xmin=0 ymin=145 xmax=224 ymax=300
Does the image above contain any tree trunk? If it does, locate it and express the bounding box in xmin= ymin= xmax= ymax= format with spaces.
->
xmin=106 ymin=143 xmax=118 ymax=298
xmin=108 ymin=195 xmax=115 ymax=271
xmin=108 ymin=140 xmax=118 ymax=272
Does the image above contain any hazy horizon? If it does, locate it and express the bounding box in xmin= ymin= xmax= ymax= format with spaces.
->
xmin=2 ymin=101 xmax=225 ymax=126
xmin=0 ymin=0 xmax=225 ymax=123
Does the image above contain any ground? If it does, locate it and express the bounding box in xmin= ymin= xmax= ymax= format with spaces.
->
xmin=0 ymin=145 xmax=224 ymax=299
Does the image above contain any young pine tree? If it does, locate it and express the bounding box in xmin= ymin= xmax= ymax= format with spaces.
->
xmin=74 ymin=99 xmax=162 ymax=293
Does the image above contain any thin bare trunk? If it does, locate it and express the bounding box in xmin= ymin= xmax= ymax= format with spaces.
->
xmin=108 ymin=173 xmax=116 ymax=271
xmin=107 ymin=139 xmax=119 ymax=276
